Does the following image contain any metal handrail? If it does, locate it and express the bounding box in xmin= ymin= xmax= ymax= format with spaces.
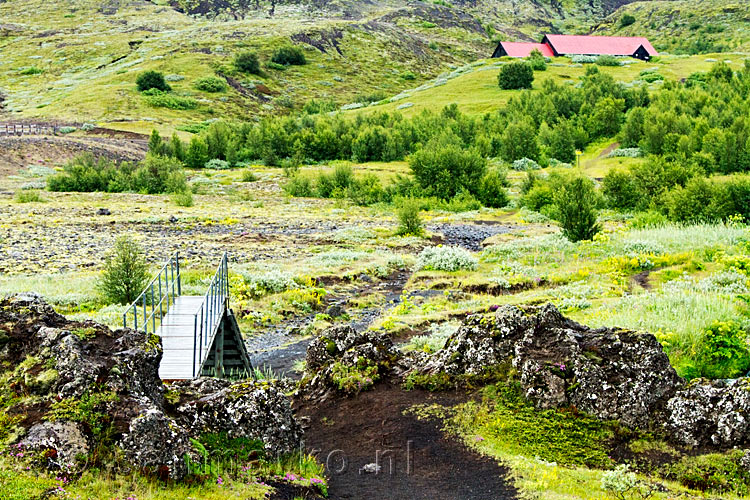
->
xmin=122 ymin=252 xmax=181 ymax=335
xmin=192 ymin=252 xmax=229 ymax=377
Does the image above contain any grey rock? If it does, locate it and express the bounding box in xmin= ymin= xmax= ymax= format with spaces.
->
xmin=121 ymin=407 xmax=192 ymax=480
xmin=21 ymin=421 xmax=89 ymax=471
xmin=300 ymin=325 xmax=398 ymax=398
xmin=665 ymin=378 xmax=750 ymax=447
xmin=176 ymin=379 xmax=303 ymax=457
xmin=412 ymin=304 xmax=682 ymax=429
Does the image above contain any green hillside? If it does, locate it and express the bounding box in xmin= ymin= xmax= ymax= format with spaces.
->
xmin=596 ymin=0 xmax=750 ymax=54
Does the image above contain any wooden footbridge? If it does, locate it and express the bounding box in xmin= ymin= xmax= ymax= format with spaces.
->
xmin=122 ymin=252 xmax=253 ymax=380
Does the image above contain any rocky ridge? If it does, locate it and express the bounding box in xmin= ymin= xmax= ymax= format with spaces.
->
xmin=0 ymin=294 xmax=302 ymax=480
xmin=302 ymin=303 xmax=750 ymax=449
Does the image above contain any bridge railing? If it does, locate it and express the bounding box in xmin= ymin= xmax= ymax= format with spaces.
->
xmin=192 ymin=252 xmax=229 ymax=377
xmin=122 ymin=252 xmax=181 ymax=335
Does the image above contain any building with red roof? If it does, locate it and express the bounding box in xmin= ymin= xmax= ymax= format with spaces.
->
xmin=542 ymin=34 xmax=658 ymax=60
xmin=491 ymin=42 xmax=555 ymax=59
xmin=492 ymin=34 xmax=658 ymax=61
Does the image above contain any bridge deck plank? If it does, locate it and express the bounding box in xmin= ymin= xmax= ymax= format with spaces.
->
xmin=156 ymin=295 xmax=205 ymax=380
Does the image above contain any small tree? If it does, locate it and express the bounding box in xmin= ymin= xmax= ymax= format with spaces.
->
xmin=234 ymin=51 xmax=260 ymax=74
xmin=396 ymin=199 xmax=424 ymax=236
xmin=136 ymin=71 xmax=170 ymax=92
xmin=148 ymin=129 xmax=165 ymax=155
xmin=98 ymin=236 xmax=150 ymax=305
xmin=554 ymin=176 xmax=601 ymax=242
xmin=498 ymin=61 xmax=534 ymax=90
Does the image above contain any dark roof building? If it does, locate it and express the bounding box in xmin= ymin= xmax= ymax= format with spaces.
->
xmin=492 ymin=34 xmax=658 ymax=61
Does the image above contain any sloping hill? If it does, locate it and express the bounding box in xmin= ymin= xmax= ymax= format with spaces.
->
xmin=594 ymin=0 xmax=750 ymax=54
xmin=0 ymin=0 xmax=745 ymax=133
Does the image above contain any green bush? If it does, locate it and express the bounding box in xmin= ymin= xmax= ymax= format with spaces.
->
xmin=194 ymin=76 xmax=227 ymax=93
xmin=498 ymin=61 xmax=534 ymax=90
xmin=143 ymin=90 xmax=198 ymax=110
xmin=234 ymin=51 xmax=260 ymax=74
xmin=136 ymin=70 xmax=170 ymax=92
xmin=19 ymin=66 xmax=44 ymax=75
xmin=98 ymin=235 xmax=150 ymax=305
xmin=694 ymin=321 xmax=750 ymax=379
xmin=409 ymin=140 xmax=486 ymax=200
xmin=554 ymin=175 xmax=601 ymax=242
xmin=185 ymin=137 xmax=209 ymax=168
xmin=620 ymin=13 xmax=636 ymax=28
xmin=241 ymin=169 xmax=259 ymax=182
xmin=396 ymin=199 xmax=423 ymax=236
xmin=602 ymin=169 xmax=639 ymax=209
xmin=271 ymin=46 xmax=306 ymax=66
xmin=347 ymin=174 xmax=385 ymax=206
xmin=283 ymin=175 xmax=314 ymax=197
xmin=172 ymin=190 xmax=194 ymax=207
xmin=47 ymin=153 xmax=186 ymax=194
xmin=266 ymin=61 xmax=286 ymax=71
xmin=595 ymin=55 xmax=622 ymax=67
xmin=667 ymin=450 xmax=750 ymax=495
xmin=526 ymin=49 xmax=547 ymax=71
xmin=478 ymin=169 xmax=509 ymax=208
xmin=15 ymin=190 xmax=43 ymax=203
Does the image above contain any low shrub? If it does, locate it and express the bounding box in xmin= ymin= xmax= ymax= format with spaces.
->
xmin=241 ymin=169 xmax=259 ymax=182
xmin=694 ymin=321 xmax=750 ymax=379
xmin=266 ymin=61 xmax=286 ymax=71
xmin=595 ymin=55 xmax=623 ymax=67
xmin=143 ymin=90 xmax=198 ymax=110
xmin=498 ymin=61 xmax=534 ymax=90
xmin=205 ymin=158 xmax=230 ymax=170
xmin=194 ymin=76 xmax=227 ymax=93
xmin=14 ymin=190 xmax=43 ymax=203
xmin=396 ymin=199 xmax=424 ymax=236
xmin=620 ymin=13 xmax=636 ymax=28
xmin=526 ymin=49 xmax=547 ymax=71
xmin=512 ymin=157 xmax=541 ymax=171
xmin=48 ymin=153 xmax=186 ymax=194
xmin=19 ymin=66 xmax=44 ymax=75
xmin=666 ymin=450 xmax=750 ymax=495
xmin=479 ymin=169 xmax=509 ymax=208
xmin=234 ymin=51 xmax=260 ymax=74
xmin=283 ymin=175 xmax=314 ymax=197
xmin=172 ymin=190 xmax=194 ymax=207
xmin=271 ymin=46 xmax=306 ymax=66
xmin=136 ymin=70 xmax=170 ymax=92
xmin=416 ymin=246 xmax=478 ymax=272
xmin=555 ymin=175 xmax=601 ymax=242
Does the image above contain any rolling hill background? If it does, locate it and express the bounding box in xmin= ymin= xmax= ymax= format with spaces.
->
xmin=0 ymin=0 xmax=747 ymax=132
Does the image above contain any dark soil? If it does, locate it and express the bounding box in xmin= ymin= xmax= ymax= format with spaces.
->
xmin=295 ymin=382 xmax=517 ymax=500
xmin=631 ymin=270 xmax=653 ymax=290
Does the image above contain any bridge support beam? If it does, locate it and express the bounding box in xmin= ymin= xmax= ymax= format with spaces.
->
xmin=199 ymin=309 xmax=253 ymax=379
xmin=214 ymin=322 xmax=225 ymax=378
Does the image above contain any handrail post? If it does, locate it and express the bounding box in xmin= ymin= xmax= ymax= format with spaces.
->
xmin=150 ymin=284 xmax=156 ymax=333
xmin=176 ymin=252 xmax=181 ymax=296
xmin=192 ymin=313 xmax=198 ymax=378
xmin=158 ymin=273 xmax=163 ymax=322
xmin=142 ymin=293 xmax=147 ymax=334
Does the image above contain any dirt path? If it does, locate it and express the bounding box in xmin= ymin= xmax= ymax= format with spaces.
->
xmin=295 ymin=382 xmax=517 ymax=500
